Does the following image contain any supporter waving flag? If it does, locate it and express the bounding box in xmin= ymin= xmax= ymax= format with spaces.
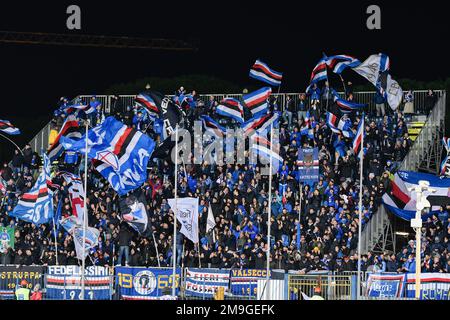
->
xmin=249 ymin=59 xmax=283 ymax=86
xmin=119 ymin=191 xmax=150 ymax=236
xmin=64 ymin=102 xmax=97 ymax=115
xmin=47 ymin=115 xmax=82 ymax=161
xmin=201 ymin=115 xmax=226 ymax=139
xmin=60 ymin=116 xmax=156 ymax=196
xmin=11 ymin=154 xmax=54 ymax=225
xmin=242 ymin=87 xmax=272 ymax=118
xmin=250 ymin=133 xmax=283 ymax=173
xmin=216 ymin=98 xmax=245 ymax=123
xmin=0 ymin=119 xmax=20 ymax=135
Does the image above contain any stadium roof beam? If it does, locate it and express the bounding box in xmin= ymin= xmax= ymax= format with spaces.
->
xmin=0 ymin=31 xmax=198 ymax=51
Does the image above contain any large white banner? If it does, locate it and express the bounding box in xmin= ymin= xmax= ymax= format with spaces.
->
xmin=168 ymin=197 xmax=199 ymax=243
xmin=352 ymin=53 xmax=403 ymax=110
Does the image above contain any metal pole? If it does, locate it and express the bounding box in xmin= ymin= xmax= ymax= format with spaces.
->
xmin=415 ymin=189 xmax=422 ymax=300
xmin=265 ymin=124 xmax=273 ymax=300
xmin=151 ymin=229 xmax=161 ymax=268
xmin=0 ymin=133 xmax=24 ymax=156
xmin=357 ymin=115 xmax=364 ymax=300
xmin=53 ymin=216 xmax=59 ymax=266
xmin=81 ymin=120 xmax=89 ymax=300
xmin=172 ymin=126 xmax=178 ymax=296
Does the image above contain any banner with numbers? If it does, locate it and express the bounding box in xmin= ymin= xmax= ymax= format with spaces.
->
xmin=230 ymin=269 xmax=270 ymax=298
xmin=0 ymin=265 xmax=44 ymax=299
xmin=115 ymin=267 xmax=181 ymax=300
xmin=45 ymin=265 xmax=112 ymax=300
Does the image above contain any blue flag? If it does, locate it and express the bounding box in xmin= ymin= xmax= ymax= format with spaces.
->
xmin=60 ymin=116 xmax=156 ymax=196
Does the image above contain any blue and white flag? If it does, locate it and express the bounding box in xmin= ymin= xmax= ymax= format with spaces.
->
xmin=11 ymin=154 xmax=53 ymax=225
xmin=249 ymin=60 xmax=283 ymax=86
xmin=216 ymin=98 xmax=245 ymax=123
xmin=241 ymin=112 xmax=279 ymax=137
xmin=60 ymin=215 xmax=100 ymax=260
xmin=0 ymin=119 xmax=20 ymax=135
xmin=306 ymin=54 xmax=328 ymax=92
xmin=243 ymin=87 xmax=272 ymax=118
xmin=352 ymin=115 xmax=364 ymax=157
xmin=250 ymin=133 xmax=283 ymax=173
xmin=326 ymin=112 xmax=354 ymax=138
xmin=60 ymin=116 xmax=156 ymax=196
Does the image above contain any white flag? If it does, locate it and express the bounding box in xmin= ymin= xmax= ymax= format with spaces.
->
xmin=352 ymin=53 xmax=403 ymax=110
xmin=206 ymin=205 xmax=215 ymax=233
xmin=168 ymin=197 xmax=199 ymax=243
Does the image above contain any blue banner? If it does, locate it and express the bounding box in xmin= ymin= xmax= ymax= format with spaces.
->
xmin=297 ymin=148 xmax=319 ymax=187
xmin=367 ymin=274 xmax=406 ymax=298
xmin=184 ymin=268 xmax=230 ymax=298
xmin=115 ymin=267 xmax=181 ymax=300
xmin=46 ymin=266 xmax=112 ymax=300
xmin=230 ymin=269 xmax=270 ymax=298
xmin=406 ymin=273 xmax=450 ymax=300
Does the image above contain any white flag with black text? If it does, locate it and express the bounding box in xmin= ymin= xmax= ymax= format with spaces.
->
xmin=168 ymin=197 xmax=199 ymax=243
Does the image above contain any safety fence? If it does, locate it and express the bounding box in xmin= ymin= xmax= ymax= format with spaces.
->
xmin=1 ymin=265 xmax=448 ymax=300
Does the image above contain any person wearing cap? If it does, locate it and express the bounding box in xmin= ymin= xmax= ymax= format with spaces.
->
xmin=15 ymin=279 xmax=31 ymax=300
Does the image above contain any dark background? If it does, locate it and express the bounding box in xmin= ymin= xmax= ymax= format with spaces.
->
xmin=0 ymin=1 xmax=448 ymax=161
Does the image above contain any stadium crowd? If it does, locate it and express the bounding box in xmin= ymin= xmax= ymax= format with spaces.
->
xmin=1 ymin=86 xmax=448 ymax=274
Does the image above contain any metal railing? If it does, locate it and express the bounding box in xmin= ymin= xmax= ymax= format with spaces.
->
xmin=287 ymin=273 xmax=354 ymax=300
xmin=27 ymin=90 xmax=444 ymax=156
xmin=399 ymin=91 xmax=446 ymax=171
xmin=360 ymin=205 xmax=390 ymax=254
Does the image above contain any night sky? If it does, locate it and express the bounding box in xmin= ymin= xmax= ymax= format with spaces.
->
xmin=0 ymin=1 xmax=448 ymax=161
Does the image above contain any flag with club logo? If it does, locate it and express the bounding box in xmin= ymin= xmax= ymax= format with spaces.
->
xmin=168 ymin=197 xmax=199 ymax=243
xmin=249 ymin=59 xmax=283 ymax=86
xmin=60 ymin=116 xmax=156 ymax=196
xmin=119 ymin=192 xmax=150 ymax=235
xmin=60 ymin=216 xmax=100 ymax=260
xmin=216 ymin=98 xmax=245 ymax=123
xmin=243 ymin=87 xmax=272 ymax=118
xmin=47 ymin=115 xmax=82 ymax=161
xmin=0 ymin=119 xmax=20 ymax=135
xmin=11 ymin=154 xmax=54 ymax=225
xmin=0 ymin=226 xmax=14 ymax=254
xmin=352 ymin=53 xmax=402 ymax=110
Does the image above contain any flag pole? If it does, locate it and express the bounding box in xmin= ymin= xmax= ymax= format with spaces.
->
xmin=81 ymin=119 xmax=89 ymax=300
xmin=265 ymin=124 xmax=273 ymax=300
xmin=151 ymin=228 xmax=161 ymax=268
xmin=53 ymin=216 xmax=59 ymax=266
xmin=357 ymin=115 xmax=364 ymax=300
xmin=172 ymin=125 xmax=178 ymax=297
xmin=0 ymin=133 xmax=24 ymax=156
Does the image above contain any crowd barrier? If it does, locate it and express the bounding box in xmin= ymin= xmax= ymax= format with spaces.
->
xmin=0 ymin=265 xmax=448 ymax=300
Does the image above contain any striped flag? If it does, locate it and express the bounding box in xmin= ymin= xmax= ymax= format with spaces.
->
xmin=306 ymin=55 xmax=328 ymax=92
xmin=243 ymin=87 xmax=272 ymax=118
xmin=47 ymin=115 xmax=82 ymax=161
xmin=326 ymin=112 xmax=354 ymax=138
xmin=10 ymin=154 xmax=54 ymax=225
xmin=65 ymin=102 xmax=97 ymax=115
xmin=326 ymin=54 xmax=361 ymax=74
xmin=135 ymin=93 xmax=160 ymax=113
xmin=241 ymin=112 xmax=279 ymax=137
xmin=249 ymin=59 xmax=283 ymax=86
xmin=352 ymin=116 xmax=364 ymax=157
xmin=442 ymin=137 xmax=450 ymax=154
xmin=334 ymin=96 xmax=367 ymax=114
xmin=216 ymin=98 xmax=245 ymax=123
xmin=201 ymin=115 xmax=226 ymax=139
xmin=0 ymin=119 xmax=20 ymax=135
xmin=250 ymin=133 xmax=283 ymax=173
